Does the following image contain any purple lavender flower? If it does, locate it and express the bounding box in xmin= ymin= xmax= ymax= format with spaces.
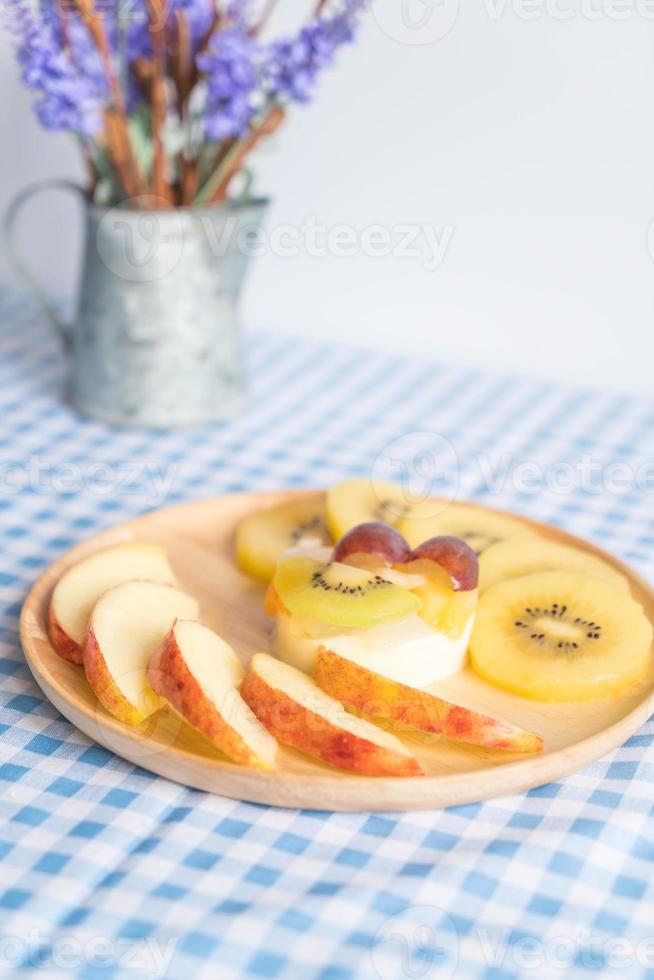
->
xmin=6 ymin=0 xmax=368 ymax=199
xmin=264 ymin=4 xmax=363 ymax=103
xmin=198 ymin=28 xmax=261 ymax=140
xmin=9 ymin=1 xmax=105 ymax=135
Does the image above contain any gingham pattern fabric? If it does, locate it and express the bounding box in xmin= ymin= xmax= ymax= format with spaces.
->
xmin=1 ymin=292 xmax=653 ymax=980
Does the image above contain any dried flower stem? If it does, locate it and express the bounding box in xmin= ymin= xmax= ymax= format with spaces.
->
xmin=169 ymin=10 xmax=195 ymax=205
xmin=171 ymin=11 xmax=193 ymax=114
xmin=102 ymin=112 xmax=140 ymax=198
xmin=203 ymin=137 xmax=236 ymax=188
xmin=198 ymin=105 xmax=285 ymax=205
xmin=80 ymin=138 xmax=98 ymax=200
xmin=252 ymin=0 xmax=280 ymax=36
xmin=146 ymin=0 xmax=171 ymax=205
xmin=72 ymin=0 xmax=147 ymax=199
xmin=180 ymin=158 xmax=199 ymax=205
xmin=132 ymin=57 xmax=154 ymax=96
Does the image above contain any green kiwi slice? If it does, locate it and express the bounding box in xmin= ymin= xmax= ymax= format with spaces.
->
xmin=273 ymin=557 xmax=422 ymax=629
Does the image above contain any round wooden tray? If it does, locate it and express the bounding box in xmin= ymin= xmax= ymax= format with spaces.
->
xmin=20 ymin=491 xmax=654 ymax=812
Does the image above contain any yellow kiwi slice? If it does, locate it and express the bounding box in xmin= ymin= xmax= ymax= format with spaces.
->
xmin=470 ymin=571 xmax=653 ymax=702
xmin=414 ymin=579 xmax=478 ymax=638
xmin=479 ymin=538 xmax=630 ymax=595
xmin=399 ymin=501 xmax=540 ymax=556
xmin=236 ymin=497 xmax=330 ymax=582
xmin=273 ymin=557 xmax=421 ymax=629
xmin=326 ymin=479 xmax=413 ymax=540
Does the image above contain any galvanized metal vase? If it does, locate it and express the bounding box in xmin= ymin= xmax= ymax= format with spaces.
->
xmin=5 ymin=181 xmax=268 ymax=428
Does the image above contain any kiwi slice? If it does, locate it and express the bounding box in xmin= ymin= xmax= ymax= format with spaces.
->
xmin=236 ymin=497 xmax=330 ymax=583
xmin=479 ymin=538 xmax=630 ymax=594
xmin=470 ymin=571 xmax=653 ymax=702
xmin=399 ymin=502 xmax=540 ymax=557
xmin=273 ymin=557 xmax=422 ymax=629
xmin=326 ymin=479 xmax=412 ymax=540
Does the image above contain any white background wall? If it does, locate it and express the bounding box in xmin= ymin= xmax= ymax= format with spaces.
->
xmin=2 ymin=2 xmax=654 ymax=394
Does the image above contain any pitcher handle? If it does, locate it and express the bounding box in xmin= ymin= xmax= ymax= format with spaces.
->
xmin=4 ymin=179 xmax=87 ymax=350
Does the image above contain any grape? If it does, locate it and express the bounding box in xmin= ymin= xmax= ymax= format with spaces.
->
xmin=408 ymin=536 xmax=479 ymax=592
xmin=332 ymin=522 xmax=411 ymax=566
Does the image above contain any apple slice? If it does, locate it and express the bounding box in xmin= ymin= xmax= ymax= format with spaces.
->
xmin=83 ymin=581 xmax=199 ymax=725
xmin=49 ymin=543 xmax=177 ymax=664
xmin=147 ymin=621 xmax=277 ymax=768
xmin=241 ymin=653 xmax=422 ymax=777
xmin=315 ymin=647 xmax=543 ymax=754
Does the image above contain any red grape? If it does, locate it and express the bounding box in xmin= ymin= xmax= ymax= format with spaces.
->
xmin=332 ymin=522 xmax=411 ymax=566
xmin=408 ymin=536 xmax=479 ymax=592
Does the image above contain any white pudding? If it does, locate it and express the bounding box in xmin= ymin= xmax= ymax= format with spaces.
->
xmin=274 ymin=611 xmax=474 ymax=689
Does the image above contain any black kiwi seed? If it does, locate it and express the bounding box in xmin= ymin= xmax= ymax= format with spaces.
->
xmin=514 ymin=603 xmax=603 ymax=652
xmin=310 ymin=570 xmax=388 ymax=597
xmin=290 ymin=517 xmax=327 ymax=544
xmin=372 ymin=499 xmax=412 ymax=523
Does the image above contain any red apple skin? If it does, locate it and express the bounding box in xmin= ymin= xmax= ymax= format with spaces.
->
xmin=408 ymin=536 xmax=479 ymax=592
xmin=315 ymin=647 xmax=543 ymax=754
xmin=83 ymin=628 xmax=146 ymax=726
xmin=332 ymin=522 xmax=411 ymax=566
xmin=48 ymin=604 xmax=83 ymax=664
xmin=147 ymin=629 xmax=274 ymax=768
xmin=240 ymin=665 xmax=422 ymax=777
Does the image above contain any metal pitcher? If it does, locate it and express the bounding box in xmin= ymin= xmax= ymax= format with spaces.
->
xmin=5 ymin=182 xmax=268 ymax=428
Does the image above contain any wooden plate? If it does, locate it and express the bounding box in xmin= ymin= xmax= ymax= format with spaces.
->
xmin=20 ymin=491 xmax=654 ymax=812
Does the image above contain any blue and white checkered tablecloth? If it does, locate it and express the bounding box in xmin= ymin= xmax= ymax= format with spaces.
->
xmin=1 ymin=291 xmax=654 ymax=980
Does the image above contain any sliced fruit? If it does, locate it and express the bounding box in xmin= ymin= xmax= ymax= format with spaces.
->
xmin=412 ymin=578 xmax=478 ymax=638
xmin=470 ymin=571 xmax=653 ymax=702
xmin=406 ymin=536 xmax=479 ymax=592
xmin=315 ymin=647 xmax=543 ymax=753
xmin=48 ymin=543 xmax=177 ymax=664
xmin=236 ymin=496 xmax=330 ymax=583
xmin=326 ymin=479 xmax=412 ymax=540
xmin=399 ymin=501 xmax=539 ymax=556
xmin=83 ymin=581 xmax=199 ymax=725
xmin=333 ymin=522 xmax=411 ymax=566
xmin=479 ymin=538 xmax=630 ymax=594
xmin=147 ymin=621 xmax=277 ymax=768
xmin=264 ymin=581 xmax=287 ymax=618
xmin=241 ymin=653 xmax=422 ymax=776
xmin=397 ymin=536 xmax=479 ymax=641
xmin=376 ymin=567 xmax=428 ymax=589
xmin=273 ymin=557 xmax=421 ymax=629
